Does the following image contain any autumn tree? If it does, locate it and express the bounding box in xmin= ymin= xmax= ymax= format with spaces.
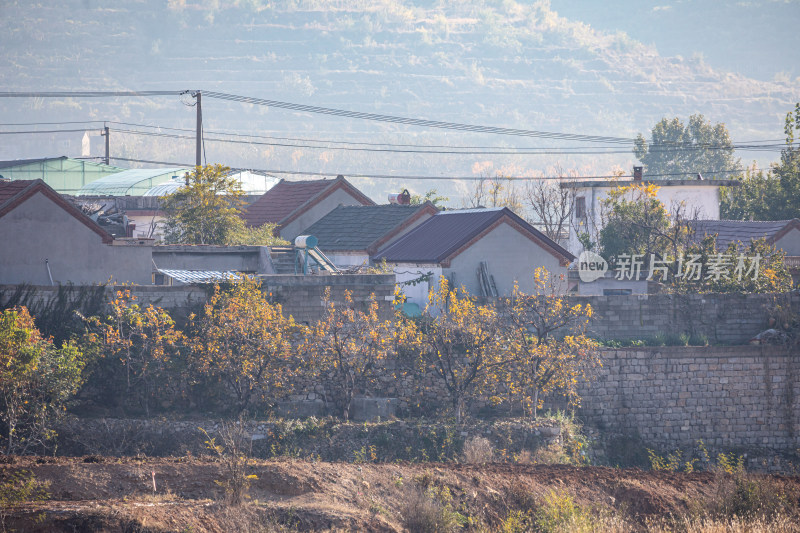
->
xmin=500 ymin=269 xmax=599 ymax=418
xmin=599 ymin=183 xmax=676 ymax=261
xmin=189 ymin=277 xmax=302 ymax=414
xmin=0 ymin=307 xmax=86 ymax=454
xmin=308 ymin=289 xmax=393 ymax=421
xmin=161 ymin=164 xmax=246 ymax=245
xmin=634 ymin=114 xmax=741 ymax=179
xmin=86 ymin=290 xmax=184 ymax=415
xmin=413 ymin=279 xmax=510 ymax=423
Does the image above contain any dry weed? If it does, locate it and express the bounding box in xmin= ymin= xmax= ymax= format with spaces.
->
xmin=463 ymin=436 xmax=494 ymax=464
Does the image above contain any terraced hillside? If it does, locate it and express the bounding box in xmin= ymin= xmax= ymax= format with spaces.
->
xmin=1 ymin=0 xmax=798 ymax=202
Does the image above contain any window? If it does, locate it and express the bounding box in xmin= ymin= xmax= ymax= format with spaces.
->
xmin=575 ymin=196 xmax=586 ymax=218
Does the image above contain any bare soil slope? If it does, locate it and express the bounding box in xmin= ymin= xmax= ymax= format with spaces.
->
xmin=3 ymin=457 xmax=799 ymax=532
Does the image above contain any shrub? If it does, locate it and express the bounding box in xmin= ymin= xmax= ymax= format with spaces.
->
xmin=462 ymin=436 xmax=493 ymax=464
xmin=199 ymin=418 xmax=257 ymax=506
xmin=399 ymin=487 xmax=459 ymax=533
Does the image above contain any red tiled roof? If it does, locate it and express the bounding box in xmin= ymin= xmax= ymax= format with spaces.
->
xmin=0 ymin=179 xmax=33 ymax=207
xmin=374 ymin=207 xmax=574 ymax=266
xmin=241 ymin=176 xmax=374 ymax=228
xmin=0 ymin=179 xmax=113 ymax=243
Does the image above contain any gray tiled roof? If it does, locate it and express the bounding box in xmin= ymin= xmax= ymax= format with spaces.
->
xmin=302 ymin=204 xmax=433 ymax=251
xmin=688 ymin=219 xmax=800 ymax=248
xmin=374 ymin=207 xmax=574 ymax=264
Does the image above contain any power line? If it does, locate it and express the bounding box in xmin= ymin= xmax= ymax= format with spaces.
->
xmin=0 ymin=90 xmax=184 ymax=98
xmin=106 ymin=127 xmax=789 ymax=156
xmin=102 ymin=156 xmax=760 ymax=180
xmin=202 ymin=91 xmax=636 ymax=144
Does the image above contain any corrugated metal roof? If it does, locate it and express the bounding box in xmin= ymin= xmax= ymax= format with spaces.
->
xmin=143 ymin=171 xmax=280 ymax=197
xmin=302 ymin=204 xmax=431 ymax=251
xmin=78 ymin=168 xmax=189 ymax=196
xmin=158 ymin=269 xmax=242 ymax=284
xmin=0 ymin=156 xmax=67 ymax=170
xmin=374 ymin=207 xmax=574 ymax=264
xmin=689 ymin=219 xmax=800 ymax=248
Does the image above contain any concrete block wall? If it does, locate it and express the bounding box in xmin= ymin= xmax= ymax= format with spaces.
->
xmin=579 ymin=346 xmax=800 ymax=452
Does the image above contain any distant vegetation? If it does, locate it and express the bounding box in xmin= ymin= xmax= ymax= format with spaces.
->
xmin=1 ymin=0 xmax=797 ymax=205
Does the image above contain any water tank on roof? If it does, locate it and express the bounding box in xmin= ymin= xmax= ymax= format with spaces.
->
xmin=294 ymin=235 xmax=318 ymax=249
xmin=388 ymin=189 xmax=411 ymax=205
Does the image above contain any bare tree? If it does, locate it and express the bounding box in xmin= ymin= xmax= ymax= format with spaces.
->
xmin=523 ymin=169 xmax=575 ymax=243
xmin=464 ymin=174 xmax=523 ymax=214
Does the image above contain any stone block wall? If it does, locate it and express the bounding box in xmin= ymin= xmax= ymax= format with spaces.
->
xmin=578 ymin=346 xmax=800 ymax=452
xmin=569 ymin=293 xmax=799 ymax=344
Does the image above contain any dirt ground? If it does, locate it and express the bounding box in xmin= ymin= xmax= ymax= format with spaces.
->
xmin=2 ymin=456 xmax=799 ymax=532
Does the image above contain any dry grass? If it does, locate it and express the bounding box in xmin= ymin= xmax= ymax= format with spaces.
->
xmin=462 ymin=436 xmax=494 ymax=464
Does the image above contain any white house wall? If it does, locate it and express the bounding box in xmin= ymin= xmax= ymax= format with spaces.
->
xmin=444 ymin=222 xmax=566 ymax=296
xmin=568 ymin=184 xmax=722 ymax=256
xmin=775 ymin=228 xmax=800 ymax=255
xmin=0 ymin=192 xmax=153 ymax=285
xmin=393 ymin=263 xmax=442 ymax=308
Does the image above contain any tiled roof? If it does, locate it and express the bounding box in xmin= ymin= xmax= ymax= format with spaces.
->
xmin=374 ymin=207 xmax=574 ymax=264
xmin=242 ymin=179 xmax=336 ymax=227
xmin=302 ymin=203 xmax=435 ymax=252
xmin=242 ymin=175 xmax=374 ymax=228
xmin=689 ymin=219 xmax=800 ymax=248
xmin=0 ymin=179 xmax=34 ymax=207
xmin=0 ymin=179 xmax=113 ymax=243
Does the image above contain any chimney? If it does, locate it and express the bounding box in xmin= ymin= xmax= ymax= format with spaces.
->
xmin=633 ymin=166 xmax=643 ymax=181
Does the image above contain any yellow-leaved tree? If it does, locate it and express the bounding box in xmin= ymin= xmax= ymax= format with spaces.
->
xmin=86 ymin=290 xmax=184 ymax=416
xmin=413 ymin=278 xmax=510 ymax=423
xmin=308 ymin=289 xmax=393 ymax=421
xmin=1 ymin=307 xmax=86 ymax=454
xmin=189 ymin=277 xmax=302 ymax=414
xmin=501 ymin=268 xmax=599 ymax=418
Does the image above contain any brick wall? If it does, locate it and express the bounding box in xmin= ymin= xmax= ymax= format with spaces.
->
xmin=578 ymin=346 xmax=800 ymax=452
xmin=569 ymin=293 xmax=800 ymax=344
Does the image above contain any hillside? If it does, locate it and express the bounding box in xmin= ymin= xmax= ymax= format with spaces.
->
xmin=6 ymin=456 xmax=799 ymax=532
xmin=1 ymin=0 xmax=798 ymax=203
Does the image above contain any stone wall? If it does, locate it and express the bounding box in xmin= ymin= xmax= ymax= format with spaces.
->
xmin=569 ymin=293 xmax=800 ymax=345
xmin=578 ymin=346 xmax=800 ymax=455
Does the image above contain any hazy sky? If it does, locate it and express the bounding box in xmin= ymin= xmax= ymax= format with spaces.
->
xmin=550 ymin=0 xmax=800 ymax=81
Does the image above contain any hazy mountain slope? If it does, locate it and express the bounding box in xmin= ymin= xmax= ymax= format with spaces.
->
xmin=1 ymin=0 xmax=797 ymax=202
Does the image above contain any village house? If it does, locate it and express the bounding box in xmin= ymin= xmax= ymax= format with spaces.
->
xmin=561 ymin=170 xmax=739 ymax=256
xmin=300 ymin=201 xmax=439 ymax=268
xmin=0 ymin=179 xmax=153 ymax=285
xmin=373 ymin=207 xmax=574 ymax=310
xmin=242 ymin=175 xmax=374 ymax=241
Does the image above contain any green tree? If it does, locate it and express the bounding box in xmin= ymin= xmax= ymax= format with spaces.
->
xmin=634 ymin=115 xmax=741 ymax=179
xmin=161 ymin=164 xmax=246 ymax=245
xmin=0 ymin=307 xmax=86 ymax=454
xmin=720 ymin=104 xmax=800 ymax=220
xmin=410 ymin=188 xmax=448 ymax=208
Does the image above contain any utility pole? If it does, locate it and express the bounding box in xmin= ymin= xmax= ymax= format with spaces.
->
xmin=101 ymin=124 xmax=110 ymax=165
xmin=194 ymin=91 xmax=202 ymax=167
